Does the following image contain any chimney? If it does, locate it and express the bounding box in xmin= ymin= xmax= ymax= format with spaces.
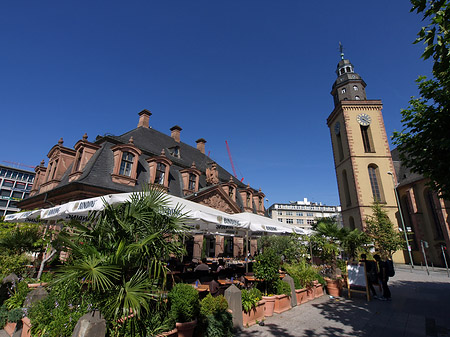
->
xmin=138 ymin=109 xmax=152 ymax=128
xmin=170 ymin=125 xmax=182 ymax=143
xmin=196 ymin=138 xmax=206 ymax=154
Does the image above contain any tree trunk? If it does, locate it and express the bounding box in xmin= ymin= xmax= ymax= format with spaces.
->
xmin=36 ymin=247 xmax=57 ymax=280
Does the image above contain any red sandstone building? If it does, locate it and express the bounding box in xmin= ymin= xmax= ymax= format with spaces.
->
xmin=18 ymin=109 xmax=266 ymax=258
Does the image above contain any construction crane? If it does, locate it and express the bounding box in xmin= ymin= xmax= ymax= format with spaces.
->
xmin=2 ymin=161 xmax=35 ymax=169
xmin=225 ymin=140 xmax=244 ymax=182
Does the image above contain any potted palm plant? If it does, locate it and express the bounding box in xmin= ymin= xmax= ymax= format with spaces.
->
xmin=311 ymin=217 xmax=347 ymax=297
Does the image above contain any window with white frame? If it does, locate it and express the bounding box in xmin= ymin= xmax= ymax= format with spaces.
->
xmin=286 ymin=219 xmax=293 ymax=224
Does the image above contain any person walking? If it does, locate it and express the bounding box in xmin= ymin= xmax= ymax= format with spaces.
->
xmin=374 ymin=254 xmax=391 ymax=300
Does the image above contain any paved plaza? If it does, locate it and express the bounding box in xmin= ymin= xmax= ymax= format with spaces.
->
xmin=236 ymin=265 xmax=450 ymax=337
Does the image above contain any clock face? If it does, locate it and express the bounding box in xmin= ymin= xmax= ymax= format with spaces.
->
xmin=334 ymin=122 xmax=341 ymax=135
xmin=356 ymin=113 xmax=371 ymax=126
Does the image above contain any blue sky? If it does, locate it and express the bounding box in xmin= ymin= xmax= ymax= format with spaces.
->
xmin=0 ymin=1 xmax=432 ymax=207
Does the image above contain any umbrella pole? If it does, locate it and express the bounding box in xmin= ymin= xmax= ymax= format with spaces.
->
xmin=245 ymin=229 xmax=249 ymax=274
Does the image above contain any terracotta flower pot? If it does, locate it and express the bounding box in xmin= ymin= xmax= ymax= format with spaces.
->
xmin=242 ymin=299 xmax=265 ymax=327
xmin=325 ymin=278 xmax=342 ymax=297
xmin=4 ymin=322 xmax=17 ymax=336
xmin=156 ymin=328 xmax=178 ymax=337
xmin=273 ymin=294 xmax=291 ymax=314
xmin=262 ymin=296 xmax=275 ymax=317
xmin=176 ymin=319 xmax=197 ymax=337
xmin=295 ymin=288 xmax=307 ymax=304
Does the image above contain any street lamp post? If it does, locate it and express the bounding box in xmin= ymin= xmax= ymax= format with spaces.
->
xmin=387 ymin=171 xmax=414 ymax=270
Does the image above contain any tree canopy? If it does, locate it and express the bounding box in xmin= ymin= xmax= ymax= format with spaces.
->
xmin=392 ymin=0 xmax=450 ymax=198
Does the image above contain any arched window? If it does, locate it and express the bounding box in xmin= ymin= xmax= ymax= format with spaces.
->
xmin=349 ymin=216 xmax=355 ymax=230
xmin=368 ymin=165 xmax=384 ymax=202
xmin=424 ymin=189 xmax=444 ymax=239
xmin=353 ymin=85 xmax=358 ymax=91
xmin=342 ymin=170 xmax=352 ymax=207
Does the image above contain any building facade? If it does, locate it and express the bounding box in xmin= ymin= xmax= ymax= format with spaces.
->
xmin=17 ymin=110 xmax=266 ymax=259
xmin=267 ymin=198 xmax=341 ymax=230
xmin=0 ymin=164 xmax=35 ymax=217
xmin=393 ymin=149 xmax=450 ymax=267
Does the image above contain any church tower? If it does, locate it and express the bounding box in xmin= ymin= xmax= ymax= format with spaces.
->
xmin=327 ymin=47 xmax=400 ymax=239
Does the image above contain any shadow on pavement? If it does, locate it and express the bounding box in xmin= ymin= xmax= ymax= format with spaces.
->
xmin=236 ymin=323 xmax=296 ymax=337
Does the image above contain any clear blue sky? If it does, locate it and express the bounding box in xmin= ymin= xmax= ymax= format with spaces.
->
xmin=0 ymin=1 xmax=432 ymax=207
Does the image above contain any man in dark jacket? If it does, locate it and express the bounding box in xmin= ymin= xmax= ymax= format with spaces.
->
xmin=374 ymin=254 xmax=391 ymax=300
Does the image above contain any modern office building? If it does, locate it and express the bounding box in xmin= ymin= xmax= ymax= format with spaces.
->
xmin=267 ymin=198 xmax=341 ymax=230
xmin=0 ymin=164 xmax=35 ymax=217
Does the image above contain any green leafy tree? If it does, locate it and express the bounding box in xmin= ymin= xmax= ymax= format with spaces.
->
xmin=365 ymin=202 xmax=404 ymax=258
xmin=392 ymin=0 xmax=450 ymax=198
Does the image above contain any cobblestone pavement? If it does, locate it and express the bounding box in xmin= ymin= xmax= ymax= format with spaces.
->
xmin=236 ymin=265 xmax=450 ymax=337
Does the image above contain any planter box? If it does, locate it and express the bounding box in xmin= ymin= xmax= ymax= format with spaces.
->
xmin=262 ymin=296 xmax=275 ymax=317
xmin=21 ymin=317 xmax=31 ymax=337
xmin=273 ymin=294 xmax=291 ymax=314
xmin=306 ymin=286 xmax=315 ymax=301
xmin=295 ymin=288 xmax=307 ymax=304
xmin=242 ymin=299 xmax=266 ymax=327
xmin=314 ymin=282 xmax=324 ymax=298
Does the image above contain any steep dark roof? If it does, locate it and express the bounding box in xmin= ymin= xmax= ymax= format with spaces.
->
xmin=391 ymin=148 xmax=425 ymax=187
xmin=23 ymin=122 xmax=258 ymax=210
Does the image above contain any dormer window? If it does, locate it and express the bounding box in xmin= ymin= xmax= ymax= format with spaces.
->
xmin=147 ymin=149 xmax=172 ymax=191
xmin=169 ymin=146 xmax=180 ymax=158
xmin=119 ymin=152 xmax=134 ymax=176
xmin=180 ymin=162 xmax=201 ymax=196
xmin=155 ymin=162 xmax=166 ymax=185
xmin=229 ymin=186 xmax=234 ymax=198
xmin=188 ymin=173 xmax=196 ymax=190
xmin=69 ymin=133 xmax=101 ymax=182
xmin=111 ymin=137 xmax=142 ymax=186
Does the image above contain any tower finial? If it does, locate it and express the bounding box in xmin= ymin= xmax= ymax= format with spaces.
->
xmin=339 ymin=41 xmax=344 ymax=60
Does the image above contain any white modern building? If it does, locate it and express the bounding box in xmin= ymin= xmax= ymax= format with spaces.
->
xmin=267 ymin=198 xmax=342 ymax=230
xmin=0 ymin=164 xmax=35 ymax=217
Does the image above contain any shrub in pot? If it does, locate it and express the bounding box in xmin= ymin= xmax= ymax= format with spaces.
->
xmin=273 ymin=280 xmax=291 ymax=314
xmin=254 ymin=248 xmax=280 ymax=317
xmin=168 ymin=283 xmax=199 ymax=337
xmin=199 ymin=294 xmax=233 ymax=337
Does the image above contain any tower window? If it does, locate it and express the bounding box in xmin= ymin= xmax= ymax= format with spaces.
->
xmin=355 ymin=95 xmax=360 ymax=100
xmin=353 ymin=85 xmax=358 ymax=91
xmin=342 ymin=170 xmax=352 ymax=207
xmin=341 ymin=88 xmax=346 ymax=94
xmin=360 ymin=125 xmax=374 ymax=153
xmin=336 ymin=133 xmax=344 ymax=161
xmin=368 ymin=165 xmax=384 ymax=202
